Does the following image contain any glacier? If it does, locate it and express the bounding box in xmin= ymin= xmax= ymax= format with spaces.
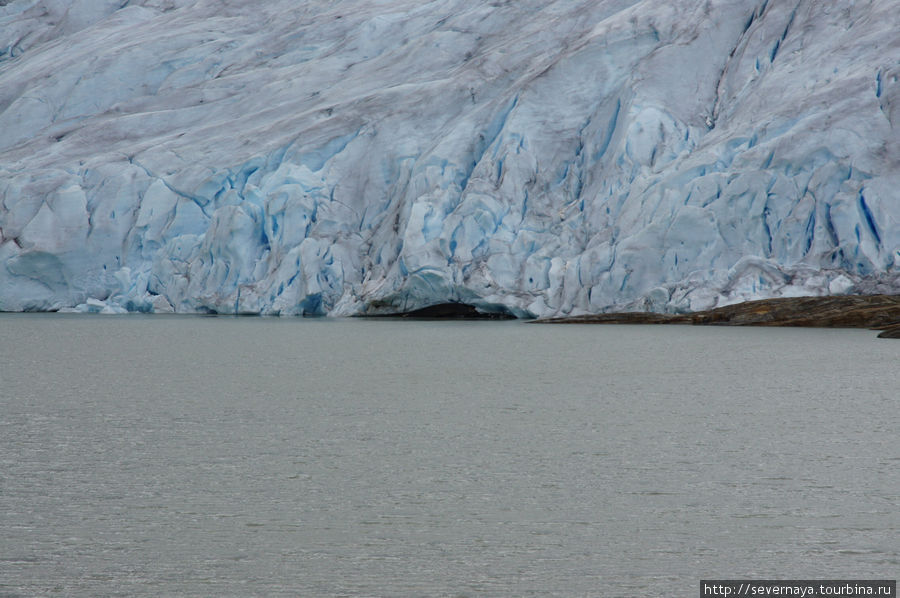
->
xmin=1 ymin=0 xmax=898 ymax=317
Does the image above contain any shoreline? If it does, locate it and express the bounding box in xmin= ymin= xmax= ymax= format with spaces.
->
xmin=535 ymin=294 xmax=900 ymax=339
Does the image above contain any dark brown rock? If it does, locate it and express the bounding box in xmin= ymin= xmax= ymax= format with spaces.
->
xmin=537 ymin=295 xmax=900 ymax=337
xmin=364 ymin=302 xmax=516 ymax=320
xmin=877 ymin=324 xmax=900 ymax=339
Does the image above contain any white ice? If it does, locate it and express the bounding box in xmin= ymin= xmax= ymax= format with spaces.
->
xmin=1 ymin=0 xmax=898 ymax=316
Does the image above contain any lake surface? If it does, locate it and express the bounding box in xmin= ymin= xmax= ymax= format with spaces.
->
xmin=1 ymin=314 xmax=898 ymax=597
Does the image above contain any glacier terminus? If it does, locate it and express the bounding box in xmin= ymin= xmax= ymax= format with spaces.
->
xmin=1 ymin=0 xmax=898 ymax=317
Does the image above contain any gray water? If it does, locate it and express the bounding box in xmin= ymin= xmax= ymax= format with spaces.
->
xmin=0 ymin=314 xmax=897 ymax=597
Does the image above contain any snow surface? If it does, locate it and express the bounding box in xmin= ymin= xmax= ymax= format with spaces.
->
xmin=1 ymin=0 xmax=898 ymax=316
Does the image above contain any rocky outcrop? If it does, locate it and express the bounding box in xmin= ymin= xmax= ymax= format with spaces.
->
xmin=538 ymin=294 xmax=900 ymax=338
xmin=877 ymin=324 xmax=900 ymax=339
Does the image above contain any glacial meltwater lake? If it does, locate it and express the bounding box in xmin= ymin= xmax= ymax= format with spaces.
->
xmin=0 ymin=314 xmax=898 ymax=597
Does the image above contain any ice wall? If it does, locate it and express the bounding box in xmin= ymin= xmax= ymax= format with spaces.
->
xmin=1 ymin=0 xmax=898 ymax=316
